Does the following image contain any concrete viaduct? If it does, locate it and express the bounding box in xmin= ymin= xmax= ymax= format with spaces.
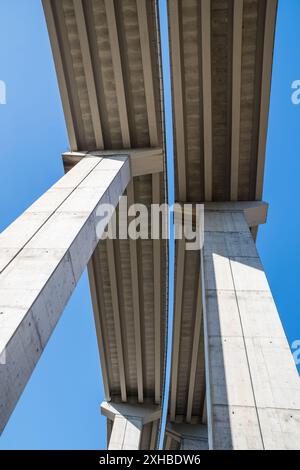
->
xmin=1 ymin=0 xmax=300 ymax=450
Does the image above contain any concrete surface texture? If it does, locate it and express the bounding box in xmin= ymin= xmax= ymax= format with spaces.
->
xmin=0 ymin=155 xmax=130 ymax=434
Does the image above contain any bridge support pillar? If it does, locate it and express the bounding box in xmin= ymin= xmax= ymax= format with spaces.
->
xmin=0 ymin=155 xmax=130 ymax=434
xmin=202 ymin=203 xmax=300 ymax=449
xmin=101 ymin=401 xmax=160 ymax=450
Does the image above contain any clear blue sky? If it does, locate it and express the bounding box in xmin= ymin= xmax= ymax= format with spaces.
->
xmin=0 ymin=0 xmax=299 ymax=450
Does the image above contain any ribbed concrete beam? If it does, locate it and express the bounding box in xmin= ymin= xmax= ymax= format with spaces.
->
xmin=168 ymin=0 xmax=187 ymax=201
xmin=256 ymin=0 xmax=278 ymax=200
xmin=104 ymin=0 xmax=130 ymax=148
xmin=202 ymin=203 xmax=300 ymax=449
xmin=108 ymin=414 xmax=143 ymax=451
xmin=0 ymin=155 xmax=130 ymax=434
xmin=42 ymin=0 xmax=78 ymax=150
xmin=73 ymin=0 xmax=104 ymax=149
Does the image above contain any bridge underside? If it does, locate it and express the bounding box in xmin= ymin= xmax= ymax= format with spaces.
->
xmin=0 ymin=0 xmax=296 ymax=450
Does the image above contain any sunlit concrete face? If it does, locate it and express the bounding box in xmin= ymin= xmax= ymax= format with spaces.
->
xmin=202 ymin=205 xmax=300 ymax=450
xmin=0 ymin=155 xmax=130 ymax=434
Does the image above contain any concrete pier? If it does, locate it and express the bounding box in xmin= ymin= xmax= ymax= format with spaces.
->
xmin=0 ymin=155 xmax=130 ymax=434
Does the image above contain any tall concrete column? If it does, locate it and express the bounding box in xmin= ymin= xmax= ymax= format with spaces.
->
xmin=202 ymin=202 xmax=300 ymax=449
xmin=101 ymin=402 xmax=160 ymax=450
xmin=0 ymin=155 xmax=130 ymax=434
xmin=166 ymin=423 xmax=208 ymax=450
